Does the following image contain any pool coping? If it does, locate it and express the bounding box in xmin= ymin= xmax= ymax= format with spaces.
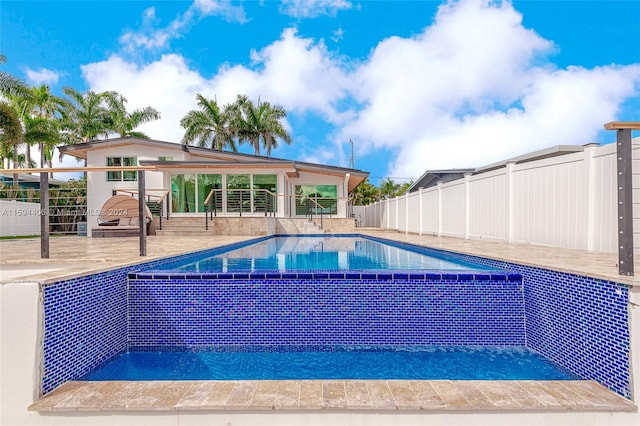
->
xmin=4 ymin=233 xmax=637 ymax=287
xmin=29 ymin=379 xmax=636 ymax=412
xmin=127 ymin=270 xmax=522 ymax=281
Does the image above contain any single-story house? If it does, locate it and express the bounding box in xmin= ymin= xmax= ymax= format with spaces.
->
xmin=406 ymin=169 xmax=475 ymax=192
xmin=59 ymin=137 xmax=369 ymax=236
xmin=0 ymin=173 xmax=64 ymax=189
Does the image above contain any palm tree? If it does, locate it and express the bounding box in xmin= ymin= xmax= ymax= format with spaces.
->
xmin=180 ymin=94 xmax=237 ymax=151
xmin=351 ymin=179 xmax=380 ymax=206
xmin=0 ymin=54 xmax=27 ymax=96
xmin=0 ymin=102 xmax=24 ymax=187
xmin=0 ymin=55 xmax=27 ymax=187
xmin=60 ymin=87 xmax=110 ymax=144
xmin=235 ymin=95 xmax=291 ymax=156
xmin=8 ymin=84 xmax=67 ymax=168
xmin=379 ymin=178 xmax=400 ymax=199
xmin=103 ymin=91 xmax=160 ymax=138
xmin=24 ymin=115 xmax=60 ymax=172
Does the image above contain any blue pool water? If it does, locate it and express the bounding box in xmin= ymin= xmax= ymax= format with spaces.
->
xmin=156 ymin=236 xmax=490 ymax=272
xmin=81 ymin=346 xmax=573 ymax=381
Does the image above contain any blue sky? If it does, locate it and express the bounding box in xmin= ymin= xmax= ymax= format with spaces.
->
xmin=2 ymin=0 xmax=640 ymax=184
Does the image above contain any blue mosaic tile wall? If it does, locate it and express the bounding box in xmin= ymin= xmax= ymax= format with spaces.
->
xmin=128 ymin=275 xmax=525 ymax=347
xmin=363 ymin=236 xmax=632 ymax=398
xmin=40 ymin=253 xmax=194 ymax=395
xmin=41 ymin=234 xmax=632 ymax=400
xmin=523 ymin=270 xmax=629 ymax=397
xmin=42 ymin=270 xmax=128 ymax=394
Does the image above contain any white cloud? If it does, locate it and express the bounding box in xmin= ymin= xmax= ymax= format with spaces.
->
xmin=82 ymin=0 xmax=640 ymax=181
xmin=82 ymin=55 xmax=208 ymax=142
xmin=338 ymin=0 xmax=640 ymax=178
xmin=280 ymin=0 xmax=353 ymax=18
xmin=389 ymin=64 xmax=640 ymax=175
xmin=120 ymin=1 xmax=247 ymax=52
xmin=25 ymin=67 xmax=60 ymax=85
xmin=82 ymin=28 xmax=350 ymax=143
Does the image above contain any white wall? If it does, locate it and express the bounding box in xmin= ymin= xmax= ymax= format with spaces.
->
xmin=86 ymin=146 xmax=172 ymax=234
xmin=0 ymin=200 xmax=41 ymax=237
xmin=360 ymin=141 xmax=639 ymax=254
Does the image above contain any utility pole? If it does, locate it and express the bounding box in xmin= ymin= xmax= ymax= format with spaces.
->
xmin=349 ymin=139 xmax=354 ymax=169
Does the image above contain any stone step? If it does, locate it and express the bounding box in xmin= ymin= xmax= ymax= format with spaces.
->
xmin=155 ymin=229 xmax=216 ymax=237
xmin=301 ymin=221 xmax=324 ymax=234
xmin=159 ymin=223 xmax=206 ymax=229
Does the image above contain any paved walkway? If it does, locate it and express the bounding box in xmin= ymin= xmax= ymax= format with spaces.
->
xmin=1 ymin=232 xmax=638 ymax=285
xmin=0 ymin=235 xmax=255 ymax=283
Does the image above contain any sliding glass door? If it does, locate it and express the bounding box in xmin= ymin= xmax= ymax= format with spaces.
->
xmin=197 ymin=174 xmax=222 ymax=213
xmin=171 ymin=174 xmax=196 ymax=213
xmin=171 ymin=173 xmax=278 ymax=214
xmin=295 ymin=184 xmax=337 ymax=216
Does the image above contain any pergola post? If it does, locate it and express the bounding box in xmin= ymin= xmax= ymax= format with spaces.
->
xmin=604 ymin=121 xmax=640 ymax=276
xmin=138 ymin=170 xmax=147 ymax=256
xmin=40 ymin=172 xmax=49 ymax=259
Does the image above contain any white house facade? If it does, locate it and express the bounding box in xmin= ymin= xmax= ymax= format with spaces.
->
xmin=59 ymin=138 xmax=369 ymax=236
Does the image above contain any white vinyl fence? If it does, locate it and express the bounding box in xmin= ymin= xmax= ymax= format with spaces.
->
xmin=357 ymin=141 xmax=640 ymax=254
xmin=0 ymin=200 xmax=41 ymax=237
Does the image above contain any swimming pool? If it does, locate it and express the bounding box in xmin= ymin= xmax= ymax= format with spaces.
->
xmin=40 ymin=234 xmax=632 ymax=398
xmin=81 ymin=346 xmax=574 ymax=381
xmin=152 ymin=235 xmax=491 ymax=272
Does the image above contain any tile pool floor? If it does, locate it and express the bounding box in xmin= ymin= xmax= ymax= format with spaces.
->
xmin=1 ymin=231 xmax=638 ymax=413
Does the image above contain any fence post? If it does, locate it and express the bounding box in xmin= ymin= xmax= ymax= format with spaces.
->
xmin=395 ymin=196 xmax=399 ymax=231
xmin=138 ymin=170 xmax=147 ymax=257
xmin=616 ymin=128 xmax=634 ymax=275
xmin=386 ymin=198 xmax=390 ymax=229
xmin=506 ymin=162 xmax=515 ymax=243
xmin=604 ymin=122 xmax=640 ymax=276
xmin=40 ymin=172 xmax=49 ymax=259
xmin=419 ymin=187 xmax=424 ymax=235
xmin=437 ymin=181 xmax=443 ymax=237
xmin=464 ymin=173 xmax=472 ymax=240
xmin=584 ymin=145 xmax=597 ymax=251
xmin=405 ymin=193 xmax=409 ymax=234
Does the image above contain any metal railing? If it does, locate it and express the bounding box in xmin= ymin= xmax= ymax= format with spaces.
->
xmin=0 ymin=186 xmax=87 ymax=236
xmin=113 ymin=188 xmax=170 ymax=229
xmin=200 ymin=190 xmax=352 ymax=231
xmin=303 ymin=197 xmax=326 ymax=229
xmin=204 ymin=188 xmax=277 ymax=230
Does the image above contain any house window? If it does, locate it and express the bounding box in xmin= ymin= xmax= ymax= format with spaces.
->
xmin=106 ymin=157 xmax=137 ymax=182
xmin=226 ymin=174 xmax=251 ymax=213
xmin=295 ymin=184 xmax=337 ymax=215
xmin=158 ymin=156 xmax=173 ymax=161
xmin=253 ymin=174 xmax=277 ymax=213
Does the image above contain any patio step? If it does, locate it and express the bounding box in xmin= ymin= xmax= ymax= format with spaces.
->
xmin=155 ymin=229 xmax=215 ymax=237
xmin=302 ymin=221 xmax=324 ymax=234
xmin=155 ymin=217 xmax=210 ymax=237
xmin=154 ymin=217 xmax=326 ymax=236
